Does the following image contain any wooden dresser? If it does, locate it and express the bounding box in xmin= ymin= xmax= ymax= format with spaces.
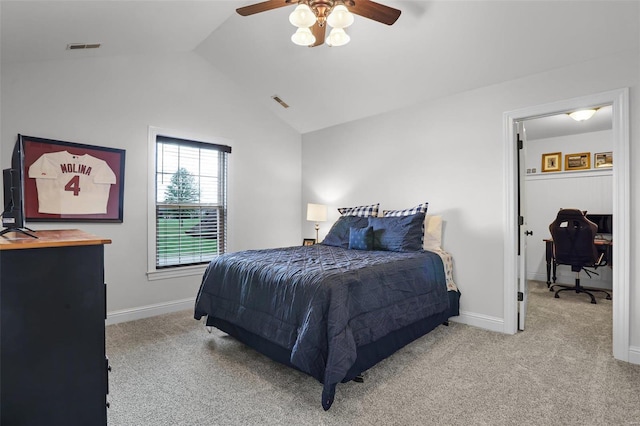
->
xmin=0 ymin=229 xmax=111 ymax=425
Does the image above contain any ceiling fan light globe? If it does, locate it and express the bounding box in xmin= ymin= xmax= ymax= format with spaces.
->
xmin=289 ymin=4 xmax=317 ymax=28
xmin=568 ymin=109 xmax=597 ymax=121
xmin=291 ymin=27 xmax=316 ymax=46
xmin=327 ymin=5 xmax=354 ymax=29
xmin=326 ymin=28 xmax=350 ymax=47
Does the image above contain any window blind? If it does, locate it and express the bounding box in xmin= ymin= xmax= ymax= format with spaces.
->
xmin=155 ymin=136 xmax=230 ymax=268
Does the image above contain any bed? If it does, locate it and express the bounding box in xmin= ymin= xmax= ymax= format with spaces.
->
xmin=194 ymin=204 xmax=460 ymax=410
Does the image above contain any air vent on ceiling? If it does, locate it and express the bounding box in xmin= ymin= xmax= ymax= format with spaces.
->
xmin=66 ymin=43 xmax=102 ymax=50
xmin=271 ymin=95 xmax=289 ymax=109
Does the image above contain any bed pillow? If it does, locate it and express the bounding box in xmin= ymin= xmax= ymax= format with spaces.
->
xmin=368 ymin=213 xmax=426 ymax=252
xmin=348 ymin=226 xmax=374 ymax=251
xmin=382 ymin=202 xmax=429 ymax=218
xmin=321 ymin=215 xmax=369 ymax=248
xmin=423 ymin=215 xmax=443 ymax=250
xmin=383 ymin=202 xmax=429 ymax=245
xmin=337 ymin=203 xmax=379 ymax=217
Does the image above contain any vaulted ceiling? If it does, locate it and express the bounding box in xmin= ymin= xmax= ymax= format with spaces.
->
xmin=1 ymin=1 xmax=637 ymax=136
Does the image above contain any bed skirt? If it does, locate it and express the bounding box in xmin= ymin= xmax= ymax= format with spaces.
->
xmin=205 ymin=289 xmax=460 ymax=409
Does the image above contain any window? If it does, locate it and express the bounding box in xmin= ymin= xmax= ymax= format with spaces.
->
xmin=148 ymin=128 xmax=231 ymax=277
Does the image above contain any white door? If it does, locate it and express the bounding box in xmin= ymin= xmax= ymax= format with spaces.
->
xmin=517 ymin=121 xmax=530 ymax=331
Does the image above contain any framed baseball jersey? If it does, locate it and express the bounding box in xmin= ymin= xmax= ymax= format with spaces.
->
xmin=21 ymin=135 xmax=125 ymax=222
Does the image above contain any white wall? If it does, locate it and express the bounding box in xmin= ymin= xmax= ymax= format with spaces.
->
xmin=1 ymin=52 xmax=302 ymax=319
xmin=525 ymin=130 xmax=613 ymax=288
xmin=301 ymin=49 xmax=639 ymax=347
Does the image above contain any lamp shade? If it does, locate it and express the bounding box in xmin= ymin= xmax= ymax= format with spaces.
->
xmin=306 ymin=203 xmax=327 ymax=222
xmin=291 ymin=27 xmax=316 ymax=46
xmin=568 ymin=109 xmax=597 ymax=121
xmin=327 ymin=5 xmax=354 ymax=29
xmin=289 ymin=4 xmax=317 ymax=28
xmin=326 ymin=28 xmax=350 ymax=47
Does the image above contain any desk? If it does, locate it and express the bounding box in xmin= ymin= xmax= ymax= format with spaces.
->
xmin=544 ymin=238 xmax=612 ymax=285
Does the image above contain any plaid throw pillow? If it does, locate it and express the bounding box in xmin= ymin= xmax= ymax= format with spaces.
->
xmin=382 ymin=202 xmax=429 ymax=217
xmin=338 ymin=203 xmax=379 ymax=217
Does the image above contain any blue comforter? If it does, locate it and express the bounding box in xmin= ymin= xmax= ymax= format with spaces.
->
xmin=194 ymin=244 xmax=450 ymax=409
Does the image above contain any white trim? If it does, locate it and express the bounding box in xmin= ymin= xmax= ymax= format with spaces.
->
xmin=452 ymin=311 xmax=505 ymax=333
xmin=503 ymin=88 xmax=631 ymax=362
xmin=147 ymin=264 xmax=208 ymax=281
xmin=106 ymin=297 xmax=195 ymax=325
xmin=503 ymin=111 xmax=519 ymax=334
xmin=147 ymin=126 xmax=160 ymax=277
xmin=524 ymin=168 xmax=612 ymax=181
xmin=629 ymin=346 xmax=640 ymax=365
xmin=527 ymin=272 xmax=612 ymax=290
xmin=610 ymin=88 xmax=631 ymax=362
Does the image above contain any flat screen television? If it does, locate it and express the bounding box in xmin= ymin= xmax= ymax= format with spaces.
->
xmin=1 ymin=135 xmax=36 ymax=238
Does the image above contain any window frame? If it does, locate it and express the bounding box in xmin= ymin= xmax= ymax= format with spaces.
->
xmin=147 ymin=126 xmax=231 ymax=281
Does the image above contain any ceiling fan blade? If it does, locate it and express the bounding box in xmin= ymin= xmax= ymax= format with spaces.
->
xmin=349 ymin=1 xmax=401 ymax=25
xmin=310 ymin=22 xmax=326 ymax=47
xmin=236 ymin=0 xmax=294 ymax=17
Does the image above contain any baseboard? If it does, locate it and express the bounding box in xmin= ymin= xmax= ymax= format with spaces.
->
xmin=106 ymin=298 xmax=195 ymax=325
xmin=451 ymin=310 xmax=505 ymax=333
xmin=527 ymin=271 xmax=612 ymax=290
xmin=628 ymin=346 xmax=640 ymax=365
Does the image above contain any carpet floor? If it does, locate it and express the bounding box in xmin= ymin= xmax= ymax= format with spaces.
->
xmin=106 ymin=281 xmax=640 ymax=425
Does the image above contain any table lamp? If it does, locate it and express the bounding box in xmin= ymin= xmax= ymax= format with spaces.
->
xmin=306 ymin=203 xmax=327 ymax=243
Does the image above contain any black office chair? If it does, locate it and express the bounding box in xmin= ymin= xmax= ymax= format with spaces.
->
xmin=549 ymin=208 xmax=611 ymax=304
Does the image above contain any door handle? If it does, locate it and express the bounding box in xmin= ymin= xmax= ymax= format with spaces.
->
xmin=525 ymin=230 xmax=533 ymax=236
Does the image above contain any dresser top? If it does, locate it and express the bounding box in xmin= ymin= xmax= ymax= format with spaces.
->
xmin=0 ymin=229 xmax=112 ymax=250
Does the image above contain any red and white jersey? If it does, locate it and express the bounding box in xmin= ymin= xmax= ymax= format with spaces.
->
xmin=28 ymin=150 xmax=117 ymax=215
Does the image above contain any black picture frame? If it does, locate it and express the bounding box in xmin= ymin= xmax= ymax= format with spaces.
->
xmin=303 ymin=238 xmax=316 ymax=246
xmin=21 ymin=135 xmax=125 ymax=222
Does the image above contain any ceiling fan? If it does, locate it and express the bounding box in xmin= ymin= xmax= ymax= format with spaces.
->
xmin=236 ymin=0 xmax=401 ymax=47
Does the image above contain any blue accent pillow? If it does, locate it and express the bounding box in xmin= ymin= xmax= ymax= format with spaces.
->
xmin=348 ymin=226 xmax=373 ymax=251
xmin=321 ymin=215 xmax=369 ymax=248
xmin=383 ymin=202 xmax=429 ymax=246
xmin=368 ymin=213 xmax=426 ymax=252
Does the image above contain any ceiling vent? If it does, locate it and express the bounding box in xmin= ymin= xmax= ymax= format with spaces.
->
xmin=66 ymin=43 xmax=101 ymax=50
xmin=271 ymin=95 xmax=290 ymax=109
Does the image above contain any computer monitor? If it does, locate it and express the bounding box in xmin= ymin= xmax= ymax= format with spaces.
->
xmin=586 ymin=213 xmax=613 ymax=235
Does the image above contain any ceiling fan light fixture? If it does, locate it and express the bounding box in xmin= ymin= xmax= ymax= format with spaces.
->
xmin=326 ymin=28 xmax=350 ymax=47
xmin=289 ymin=4 xmax=317 ymax=28
xmin=327 ymin=5 xmax=354 ymax=29
xmin=568 ymin=109 xmax=597 ymax=122
xmin=236 ymin=0 xmax=401 ymax=48
xmin=291 ymin=27 xmax=316 ymax=46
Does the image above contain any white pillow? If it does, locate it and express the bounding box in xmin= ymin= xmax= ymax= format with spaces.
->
xmin=423 ymin=215 xmax=442 ymax=250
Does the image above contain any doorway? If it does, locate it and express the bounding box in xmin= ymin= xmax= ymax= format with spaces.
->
xmin=522 ymin=106 xmax=614 ymax=291
xmin=503 ymin=88 xmax=630 ymax=362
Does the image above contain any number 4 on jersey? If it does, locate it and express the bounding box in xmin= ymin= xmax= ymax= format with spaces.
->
xmin=64 ymin=175 xmax=81 ymax=196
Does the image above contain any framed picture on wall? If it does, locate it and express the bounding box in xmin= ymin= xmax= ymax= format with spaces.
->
xmin=564 ymin=152 xmax=590 ymax=171
xmin=21 ymin=135 xmax=126 ymax=222
xmin=541 ymin=152 xmax=561 ymax=172
xmin=594 ymin=151 xmax=613 ymax=168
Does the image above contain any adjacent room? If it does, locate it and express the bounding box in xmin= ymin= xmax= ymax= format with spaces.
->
xmin=1 ymin=1 xmax=639 ymax=425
